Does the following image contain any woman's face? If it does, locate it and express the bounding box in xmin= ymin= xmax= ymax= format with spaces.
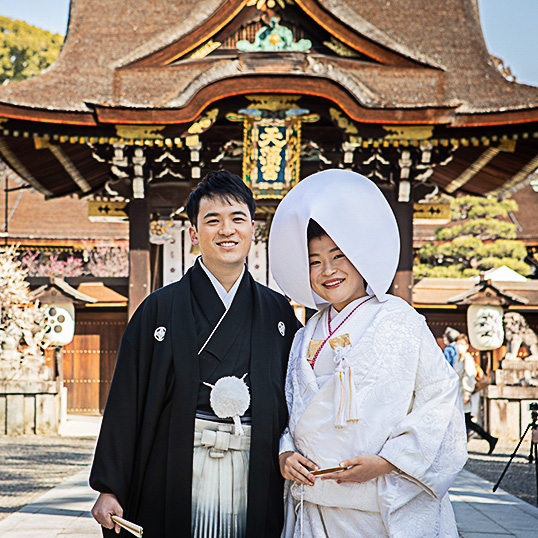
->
xmin=308 ymin=234 xmax=367 ymax=312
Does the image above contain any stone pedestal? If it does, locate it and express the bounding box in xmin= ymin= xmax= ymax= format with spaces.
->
xmin=0 ymin=381 xmax=60 ymax=435
xmin=495 ymin=358 xmax=538 ymax=385
xmin=484 ymin=383 xmax=538 ymax=441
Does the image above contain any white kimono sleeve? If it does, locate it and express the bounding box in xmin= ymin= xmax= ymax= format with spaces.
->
xmin=379 ymin=320 xmax=468 ymax=500
xmin=279 ymin=329 xmax=304 ymax=455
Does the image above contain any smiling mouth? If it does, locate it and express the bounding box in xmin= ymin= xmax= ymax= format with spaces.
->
xmin=217 ymin=241 xmax=238 ymax=248
xmin=323 ymin=278 xmax=344 ymax=288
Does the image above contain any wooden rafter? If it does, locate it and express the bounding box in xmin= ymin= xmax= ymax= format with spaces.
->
xmin=48 ymin=145 xmax=92 ymax=193
xmin=445 ymin=146 xmax=504 ymax=193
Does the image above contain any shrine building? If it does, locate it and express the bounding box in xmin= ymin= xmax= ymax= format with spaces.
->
xmin=0 ymin=0 xmax=536 ymax=312
xmin=1 ymin=0 xmax=537 ymax=314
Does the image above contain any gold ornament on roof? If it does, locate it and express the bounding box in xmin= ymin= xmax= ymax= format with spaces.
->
xmin=245 ymin=94 xmax=302 ymax=111
xmin=329 ymin=108 xmax=358 ymax=134
xmin=323 ymin=37 xmax=361 ymax=58
xmin=247 ymin=0 xmax=290 ymax=9
xmin=187 ymin=108 xmax=219 ymax=135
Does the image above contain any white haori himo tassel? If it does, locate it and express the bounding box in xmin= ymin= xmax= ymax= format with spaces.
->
xmin=333 ymin=346 xmax=360 ymax=428
xmin=204 ymin=374 xmax=250 ymax=435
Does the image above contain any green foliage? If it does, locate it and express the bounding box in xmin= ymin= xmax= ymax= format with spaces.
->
xmin=415 ymin=194 xmax=532 ymax=279
xmin=450 ymin=195 xmax=518 ymax=221
xmin=475 ymin=257 xmax=532 ymax=276
xmin=413 ymin=264 xmax=467 ymax=279
xmin=0 ymin=17 xmax=63 ymax=84
xmin=479 ymin=239 xmax=528 ymax=261
xmin=437 ymin=235 xmax=483 ymax=263
xmin=435 ymin=218 xmax=517 ymax=241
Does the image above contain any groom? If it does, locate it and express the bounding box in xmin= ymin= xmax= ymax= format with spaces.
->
xmin=90 ymin=169 xmax=298 ymax=537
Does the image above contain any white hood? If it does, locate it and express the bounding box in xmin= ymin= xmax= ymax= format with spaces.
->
xmin=268 ymin=169 xmax=400 ymax=309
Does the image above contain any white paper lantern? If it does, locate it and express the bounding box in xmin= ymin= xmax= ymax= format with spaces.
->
xmin=44 ymin=303 xmax=75 ymax=347
xmin=467 ymin=304 xmax=504 ymax=350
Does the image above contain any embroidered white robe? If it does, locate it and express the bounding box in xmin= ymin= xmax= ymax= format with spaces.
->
xmin=280 ymin=296 xmax=468 ymax=537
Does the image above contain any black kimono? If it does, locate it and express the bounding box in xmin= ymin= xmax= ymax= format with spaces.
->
xmin=90 ymin=262 xmax=298 ymax=537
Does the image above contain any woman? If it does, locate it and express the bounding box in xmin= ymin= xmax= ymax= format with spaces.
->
xmin=268 ymin=169 xmax=468 ymax=537
xmin=453 ymin=334 xmax=498 ymax=454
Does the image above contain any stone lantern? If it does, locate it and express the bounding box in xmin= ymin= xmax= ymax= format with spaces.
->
xmin=0 ymin=277 xmax=96 ymax=434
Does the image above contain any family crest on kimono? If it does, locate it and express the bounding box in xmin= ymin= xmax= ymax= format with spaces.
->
xmin=90 ymin=170 xmax=298 ymax=538
xmin=269 ymin=169 xmax=468 ymax=537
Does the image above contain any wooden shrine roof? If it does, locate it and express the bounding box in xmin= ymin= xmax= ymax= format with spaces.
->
xmin=0 ymin=0 xmax=537 ymax=200
xmin=0 ymin=0 xmax=536 ymax=123
xmin=0 ymin=164 xmax=128 ymax=243
xmin=413 ymin=278 xmax=538 ymax=310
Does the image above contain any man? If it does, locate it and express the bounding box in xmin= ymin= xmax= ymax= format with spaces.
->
xmin=90 ymin=170 xmax=298 ymax=537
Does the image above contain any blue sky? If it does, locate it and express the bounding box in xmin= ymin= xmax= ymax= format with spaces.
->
xmin=0 ymin=0 xmax=537 ymax=86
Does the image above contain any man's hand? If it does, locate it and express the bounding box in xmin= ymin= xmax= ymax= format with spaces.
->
xmin=279 ymin=451 xmax=318 ymax=486
xmin=91 ymin=493 xmax=123 ymax=534
xmin=321 ymin=454 xmax=396 ymax=484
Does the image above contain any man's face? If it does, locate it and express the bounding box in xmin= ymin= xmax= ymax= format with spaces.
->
xmin=189 ymin=195 xmax=254 ymax=277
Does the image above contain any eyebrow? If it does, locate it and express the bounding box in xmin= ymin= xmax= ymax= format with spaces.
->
xmin=202 ymin=210 xmax=249 ymax=220
xmin=308 ymin=246 xmax=341 ymax=257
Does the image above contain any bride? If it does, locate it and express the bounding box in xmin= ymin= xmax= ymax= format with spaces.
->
xmin=269 ymin=169 xmax=467 ymax=537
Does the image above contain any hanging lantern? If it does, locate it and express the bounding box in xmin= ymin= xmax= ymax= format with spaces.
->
xmin=44 ymin=303 xmax=76 ymax=347
xmin=467 ymin=304 xmax=504 ymax=350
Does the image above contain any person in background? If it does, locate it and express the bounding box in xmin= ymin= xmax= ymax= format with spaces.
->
xmin=443 ymin=327 xmax=460 ymax=366
xmin=453 ymin=333 xmax=498 ymax=454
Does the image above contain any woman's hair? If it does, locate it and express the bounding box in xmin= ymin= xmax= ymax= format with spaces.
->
xmin=456 ymin=334 xmax=469 ymax=345
xmin=307 ymin=219 xmax=328 ymax=242
xmin=307 ymin=218 xmax=369 ymax=291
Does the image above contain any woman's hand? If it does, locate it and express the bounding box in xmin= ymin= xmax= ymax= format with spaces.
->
xmin=321 ymin=454 xmax=396 ymax=484
xmin=279 ymin=451 xmax=319 ymax=486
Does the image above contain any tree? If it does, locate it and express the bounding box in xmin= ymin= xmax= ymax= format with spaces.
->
xmin=0 ymin=17 xmax=63 ymax=84
xmin=414 ymin=195 xmax=533 ymax=279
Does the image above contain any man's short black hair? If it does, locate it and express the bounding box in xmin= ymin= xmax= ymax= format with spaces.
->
xmin=307 ymin=219 xmax=328 ymax=242
xmin=186 ymin=169 xmax=256 ymax=227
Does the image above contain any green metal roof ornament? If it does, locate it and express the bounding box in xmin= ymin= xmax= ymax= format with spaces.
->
xmin=237 ymin=17 xmax=312 ymax=52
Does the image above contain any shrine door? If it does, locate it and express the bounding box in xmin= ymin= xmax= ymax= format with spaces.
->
xmin=62 ymin=310 xmax=127 ymax=414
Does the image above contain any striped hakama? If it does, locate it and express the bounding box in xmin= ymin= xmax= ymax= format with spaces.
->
xmin=191 ymin=417 xmax=251 ymax=538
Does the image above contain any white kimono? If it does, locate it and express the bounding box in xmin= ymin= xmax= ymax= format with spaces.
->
xmin=280 ymin=295 xmax=468 ymax=537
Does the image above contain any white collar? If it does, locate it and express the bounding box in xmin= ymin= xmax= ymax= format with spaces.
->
xmin=329 ymin=295 xmax=373 ymax=326
xmin=199 ymin=257 xmax=245 ymax=310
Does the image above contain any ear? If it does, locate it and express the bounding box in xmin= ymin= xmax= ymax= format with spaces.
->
xmin=188 ymin=226 xmax=199 ymax=245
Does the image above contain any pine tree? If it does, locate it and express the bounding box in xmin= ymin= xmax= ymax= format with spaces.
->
xmin=414 ymin=195 xmax=533 ymax=279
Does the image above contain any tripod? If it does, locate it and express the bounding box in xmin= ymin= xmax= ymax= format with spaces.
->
xmin=493 ymin=405 xmax=538 ymax=505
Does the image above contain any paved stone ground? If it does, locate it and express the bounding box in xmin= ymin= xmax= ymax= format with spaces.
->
xmin=465 ymin=437 xmax=537 ymax=507
xmin=0 ymin=434 xmax=536 ymax=525
xmin=0 ymin=436 xmax=97 ymax=521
